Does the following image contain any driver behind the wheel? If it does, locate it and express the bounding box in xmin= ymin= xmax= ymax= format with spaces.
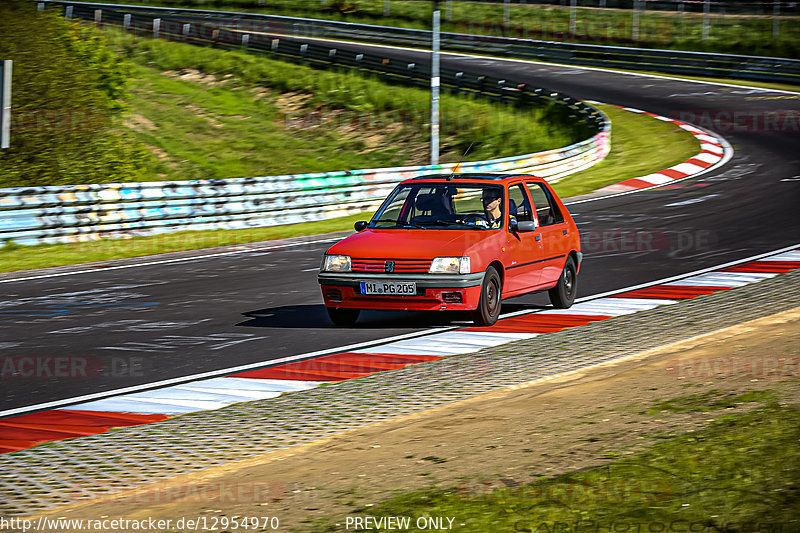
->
xmin=475 ymin=188 xmax=504 ymax=229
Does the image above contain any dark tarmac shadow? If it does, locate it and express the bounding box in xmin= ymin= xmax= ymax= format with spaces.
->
xmin=237 ymin=299 xmax=553 ymax=329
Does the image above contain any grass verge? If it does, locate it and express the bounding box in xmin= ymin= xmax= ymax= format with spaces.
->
xmin=308 ymin=394 xmax=800 ymax=532
xmin=110 ymin=30 xmax=586 ymax=181
xmin=549 ymin=103 xmax=700 ymax=199
xmin=0 ymin=104 xmax=699 ymax=273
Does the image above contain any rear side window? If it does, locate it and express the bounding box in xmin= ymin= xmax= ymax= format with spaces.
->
xmin=508 ymin=184 xmax=533 ymax=223
xmin=526 ymin=182 xmax=564 ymax=226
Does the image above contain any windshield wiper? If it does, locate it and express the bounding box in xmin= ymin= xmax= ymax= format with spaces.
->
xmin=371 ymin=219 xmax=424 ymax=229
xmin=424 ymin=220 xmax=486 ymax=229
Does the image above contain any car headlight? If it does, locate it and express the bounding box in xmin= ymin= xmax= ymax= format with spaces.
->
xmin=322 ymin=254 xmax=351 ymax=272
xmin=429 ymin=256 xmax=471 ymax=274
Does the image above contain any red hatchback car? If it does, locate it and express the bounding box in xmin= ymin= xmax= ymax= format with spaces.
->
xmin=318 ymin=174 xmax=582 ymax=326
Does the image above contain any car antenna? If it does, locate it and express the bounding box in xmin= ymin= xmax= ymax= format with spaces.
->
xmin=447 ymin=142 xmax=474 ymax=181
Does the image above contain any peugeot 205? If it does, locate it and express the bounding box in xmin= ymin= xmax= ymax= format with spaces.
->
xmin=318 ymin=174 xmax=582 ymax=326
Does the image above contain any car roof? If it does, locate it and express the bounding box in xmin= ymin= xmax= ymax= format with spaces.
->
xmin=402 ymin=173 xmax=545 ymax=185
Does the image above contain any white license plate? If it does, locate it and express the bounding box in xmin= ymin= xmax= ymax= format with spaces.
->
xmin=360 ymin=281 xmax=416 ymax=295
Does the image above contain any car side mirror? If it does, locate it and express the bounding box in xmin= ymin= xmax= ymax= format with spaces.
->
xmin=354 ymin=221 xmax=368 ymax=232
xmin=516 ymin=220 xmax=538 ymax=232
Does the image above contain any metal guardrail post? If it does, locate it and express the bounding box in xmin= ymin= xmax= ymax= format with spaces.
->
xmin=569 ymin=0 xmax=577 ymax=37
xmin=1 ymin=60 xmax=11 ymax=150
xmin=431 ymin=2 xmax=441 ymax=165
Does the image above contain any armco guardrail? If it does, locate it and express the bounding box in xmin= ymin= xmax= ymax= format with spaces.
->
xmin=0 ymin=133 xmax=609 ymax=246
xmin=41 ymin=1 xmax=800 ymax=84
xmin=2 ymin=2 xmax=610 ymax=246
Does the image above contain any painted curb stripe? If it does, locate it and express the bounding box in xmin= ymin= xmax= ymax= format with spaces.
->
xmin=721 ymin=261 xmax=800 ymax=274
xmin=613 ymin=285 xmax=732 ymax=299
xmin=2 ymin=248 xmax=799 ymax=453
xmin=587 ymin=105 xmax=727 ymax=196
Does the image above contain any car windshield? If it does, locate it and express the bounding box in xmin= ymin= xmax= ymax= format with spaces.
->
xmin=369 ymin=183 xmax=505 ymax=230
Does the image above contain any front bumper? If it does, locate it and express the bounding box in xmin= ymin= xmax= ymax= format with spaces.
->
xmin=318 ymin=271 xmax=485 ymax=311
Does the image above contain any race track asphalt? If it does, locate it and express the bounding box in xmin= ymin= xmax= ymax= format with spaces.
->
xmin=1 ymin=45 xmax=798 ymax=412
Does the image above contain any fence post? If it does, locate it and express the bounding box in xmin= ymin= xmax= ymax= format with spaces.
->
xmin=94 ymin=9 xmax=102 ymax=26
xmin=384 ymin=0 xmax=390 ymax=17
xmin=124 ymin=14 xmax=131 ymax=29
xmin=153 ymin=18 xmax=161 ymax=39
xmin=37 ymin=3 xmax=44 ymax=11
xmin=632 ymin=0 xmax=640 ymax=41
xmin=183 ymin=23 xmax=191 ymax=41
xmin=702 ymin=0 xmax=710 ymax=40
xmin=569 ymin=0 xmax=577 ymax=36
xmin=503 ymin=0 xmax=510 ymax=34
xmin=431 ymin=6 xmax=441 ymax=165
xmin=1 ymin=60 xmax=11 ymax=150
xmin=65 ymin=5 xmax=72 ymax=19
xmin=242 ymin=34 xmax=249 ymax=50
xmin=773 ymin=1 xmax=780 ymax=39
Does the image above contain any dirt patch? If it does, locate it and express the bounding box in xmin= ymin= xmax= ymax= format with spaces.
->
xmin=274 ymin=92 xmax=313 ymax=112
xmin=124 ymin=114 xmax=157 ymax=132
xmin=185 ymin=104 xmax=224 ymax=129
xmin=36 ymin=309 xmax=800 ymax=531
xmin=141 ymin=143 xmax=169 ymax=161
xmin=160 ymin=68 xmax=230 ymax=87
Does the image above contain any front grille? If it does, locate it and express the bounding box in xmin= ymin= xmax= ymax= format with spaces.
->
xmin=351 ymin=258 xmax=431 ymax=274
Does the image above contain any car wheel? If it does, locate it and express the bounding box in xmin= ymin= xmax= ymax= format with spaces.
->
xmin=470 ymin=266 xmax=502 ymax=326
xmin=549 ymin=256 xmax=577 ymax=309
xmin=327 ymin=307 xmax=360 ymax=326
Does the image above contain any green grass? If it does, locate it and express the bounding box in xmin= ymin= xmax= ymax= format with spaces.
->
xmin=0 ymin=103 xmax=700 ymax=273
xmin=645 ymin=389 xmax=777 ymax=415
xmin=95 ymin=0 xmax=800 ymax=58
xmin=108 ymin=30 xmax=588 ymax=180
xmin=123 ymin=63 xmax=415 ymax=181
xmin=550 ymin=103 xmax=700 ymax=199
xmin=308 ymin=401 xmax=800 ymax=532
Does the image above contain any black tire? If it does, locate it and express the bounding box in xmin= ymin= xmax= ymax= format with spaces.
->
xmin=549 ymin=256 xmax=577 ymax=309
xmin=327 ymin=307 xmax=360 ymax=326
xmin=470 ymin=266 xmax=502 ymax=326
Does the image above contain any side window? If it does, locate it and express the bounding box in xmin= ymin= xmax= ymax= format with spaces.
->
xmin=507 ymin=184 xmax=533 ymax=223
xmin=526 ymin=182 xmax=564 ymax=226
